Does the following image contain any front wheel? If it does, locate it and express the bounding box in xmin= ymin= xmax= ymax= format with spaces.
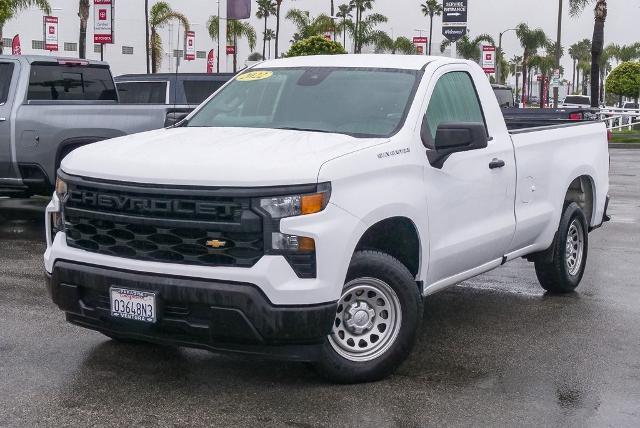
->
xmin=535 ymin=202 xmax=589 ymax=293
xmin=314 ymin=251 xmax=423 ymax=383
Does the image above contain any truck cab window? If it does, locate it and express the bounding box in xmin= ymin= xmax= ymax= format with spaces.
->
xmin=425 ymin=72 xmax=486 ymax=140
xmin=0 ymin=63 xmax=15 ymax=104
xmin=183 ymin=80 xmax=225 ymax=105
xmin=27 ymin=64 xmax=118 ymax=101
xmin=116 ymin=81 xmax=167 ymax=104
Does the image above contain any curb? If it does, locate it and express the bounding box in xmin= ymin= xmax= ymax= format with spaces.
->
xmin=609 ymin=144 xmax=640 ymax=149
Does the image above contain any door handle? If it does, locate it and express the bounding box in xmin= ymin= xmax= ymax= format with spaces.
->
xmin=0 ymin=118 xmax=6 ymax=122
xmin=489 ymin=158 xmax=506 ymax=169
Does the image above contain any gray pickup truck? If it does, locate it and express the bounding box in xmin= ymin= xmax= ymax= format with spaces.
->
xmin=0 ymin=55 xmax=185 ymax=197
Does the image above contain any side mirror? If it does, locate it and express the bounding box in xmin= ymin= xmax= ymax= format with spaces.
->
xmin=425 ymin=122 xmax=488 ymax=168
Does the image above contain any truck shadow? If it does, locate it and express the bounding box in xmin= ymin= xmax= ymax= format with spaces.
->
xmin=0 ymin=197 xmax=48 ymax=241
xmin=54 ymin=284 xmax=602 ymax=405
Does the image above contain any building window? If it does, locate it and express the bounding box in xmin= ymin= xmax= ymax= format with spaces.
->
xmin=196 ymin=50 xmax=206 ymax=59
xmin=173 ymin=49 xmax=184 ymax=58
xmin=94 ymin=44 xmax=102 ymax=53
xmin=64 ymin=42 xmax=77 ymax=52
xmin=122 ymin=46 xmax=134 ymax=55
xmin=2 ymin=38 xmax=12 ymax=48
xmin=32 ymin=40 xmax=45 ymax=50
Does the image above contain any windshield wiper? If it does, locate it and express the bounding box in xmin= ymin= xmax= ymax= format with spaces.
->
xmin=273 ymin=126 xmax=335 ymax=134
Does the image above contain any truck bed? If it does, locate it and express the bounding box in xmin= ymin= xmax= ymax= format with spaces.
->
xmin=502 ymin=107 xmax=600 ymax=131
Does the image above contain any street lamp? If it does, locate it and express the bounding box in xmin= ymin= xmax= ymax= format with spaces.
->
xmin=497 ymin=28 xmax=517 ymax=85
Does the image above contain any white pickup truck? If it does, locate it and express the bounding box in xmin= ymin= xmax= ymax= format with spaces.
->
xmin=44 ymin=55 xmax=610 ymax=383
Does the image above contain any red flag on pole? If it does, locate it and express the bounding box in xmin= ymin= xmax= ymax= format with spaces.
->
xmin=12 ymin=35 xmax=21 ymax=55
xmin=207 ymin=49 xmax=215 ymax=73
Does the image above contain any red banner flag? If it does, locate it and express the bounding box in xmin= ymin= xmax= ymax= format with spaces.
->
xmin=11 ymin=35 xmax=21 ymax=55
xmin=207 ymin=49 xmax=215 ymax=73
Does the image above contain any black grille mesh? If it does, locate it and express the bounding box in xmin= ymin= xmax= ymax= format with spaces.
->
xmin=63 ymin=183 xmax=264 ymax=268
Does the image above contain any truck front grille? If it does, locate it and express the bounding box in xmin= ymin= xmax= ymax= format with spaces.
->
xmin=62 ymin=179 xmax=264 ymax=268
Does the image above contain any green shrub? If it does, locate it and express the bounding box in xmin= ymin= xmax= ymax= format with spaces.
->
xmin=606 ymin=62 xmax=640 ymax=99
xmin=285 ymin=36 xmax=347 ymax=58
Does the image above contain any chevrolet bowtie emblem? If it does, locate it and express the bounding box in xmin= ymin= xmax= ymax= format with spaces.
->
xmin=206 ymin=240 xmax=227 ymax=248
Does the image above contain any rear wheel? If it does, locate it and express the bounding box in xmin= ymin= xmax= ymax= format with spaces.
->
xmin=535 ymin=202 xmax=589 ymax=293
xmin=314 ymin=251 xmax=423 ymax=383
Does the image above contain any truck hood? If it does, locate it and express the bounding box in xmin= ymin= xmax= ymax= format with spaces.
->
xmin=61 ymin=127 xmax=386 ymax=187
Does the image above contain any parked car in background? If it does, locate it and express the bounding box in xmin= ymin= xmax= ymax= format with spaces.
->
xmin=115 ymin=73 xmax=235 ymax=125
xmin=562 ymin=95 xmax=591 ymax=108
xmin=0 ymin=55 xmax=191 ymax=197
xmin=46 ymin=56 xmax=610 ymax=383
xmin=492 ymin=84 xmax=515 ymax=108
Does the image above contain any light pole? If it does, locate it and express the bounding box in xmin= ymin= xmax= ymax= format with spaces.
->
xmin=497 ymin=28 xmax=517 ymax=84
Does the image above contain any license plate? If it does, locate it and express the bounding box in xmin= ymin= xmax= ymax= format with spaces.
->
xmin=110 ymin=288 xmax=156 ymax=323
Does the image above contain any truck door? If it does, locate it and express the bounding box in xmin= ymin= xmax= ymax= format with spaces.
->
xmin=422 ymin=69 xmax=517 ymax=286
xmin=0 ymin=60 xmax=19 ymax=181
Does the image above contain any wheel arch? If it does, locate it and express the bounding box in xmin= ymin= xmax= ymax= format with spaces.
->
xmin=55 ymin=136 xmax=108 ymax=172
xmin=564 ymin=174 xmax=596 ymax=226
xmin=352 ymin=216 xmax=422 ymax=280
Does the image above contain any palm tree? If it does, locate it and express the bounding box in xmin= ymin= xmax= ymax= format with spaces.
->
xmin=256 ymin=0 xmax=276 ymax=61
xmin=336 ymin=4 xmax=353 ymax=51
xmin=330 ymin=0 xmax=335 ymax=40
xmin=572 ymin=38 xmax=591 ymax=94
xmin=274 ymin=0 xmax=283 ymax=58
xmin=553 ymin=0 xmax=563 ymax=106
xmin=529 ymin=51 xmax=555 ymax=108
xmin=208 ymin=16 xmax=256 ymax=73
xmin=349 ymin=0 xmax=374 ymax=53
xmin=509 ymin=55 xmax=523 ymax=100
xmin=350 ymin=12 xmax=388 ymax=53
xmin=420 ymin=0 xmax=442 ymax=55
xmin=515 ymin=23 xmax=547 ymax=105
xmin=286 ymin=9 xmax=334 ymax=42
xmin=379 ymin=36 xmax=416 ymax=55
xmin=598 ymin=46 xmax=614 ymax=104
xmin=78 ymin=0 xmax=90 ymax=59
xmin=617 ymin=43 xmax=640 ymax=62
xmin=264 ymin=28 xmax=276 ymax=58
xmin=0 ymin=0 xmax=51 ymax=54
xmin=569 ymin=0 xmax=607 ymax=107
xmin=149 ymin=2 xmax=189 ymax=73
xmin=569 ymin=42 xmax=579 ymax=93
xmin=440 ymin=33 xmax=495 ymax=61
xmin=145 ymin=0 xmax=150 ymax=73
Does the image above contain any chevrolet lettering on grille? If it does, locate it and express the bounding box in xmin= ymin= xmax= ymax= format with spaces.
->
xmin=68 ymin=190 xmax=236 ymax=217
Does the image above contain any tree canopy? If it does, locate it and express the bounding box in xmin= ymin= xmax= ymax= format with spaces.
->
xmin=285 ymin=35 xmax=346 ymax=57
xmin=605 ymin=62 xmax=640 ymax=99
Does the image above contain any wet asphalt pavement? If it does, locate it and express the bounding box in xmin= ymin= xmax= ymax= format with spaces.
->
xmin=1 ymin=150 xmax=639 ymax=427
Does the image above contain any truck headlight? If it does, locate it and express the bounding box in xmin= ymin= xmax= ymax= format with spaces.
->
xmin=258 ymin=183 xmax=330 ymax=219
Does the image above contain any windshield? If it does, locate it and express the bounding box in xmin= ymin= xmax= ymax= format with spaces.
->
xmin=186 ymin=67 xmax=419 ymax=137
xmin=564 ymin=96 xmax=590 ymax=105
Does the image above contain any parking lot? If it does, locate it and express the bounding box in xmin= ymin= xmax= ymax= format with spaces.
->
xmin=0 ymin=149 xmax=638 ymax=427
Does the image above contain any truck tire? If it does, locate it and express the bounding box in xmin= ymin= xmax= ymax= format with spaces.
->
xmin=535 ymin=202 xmax=589 ymax=293
xmin=314 ymin=250 xmax=423 ymax=383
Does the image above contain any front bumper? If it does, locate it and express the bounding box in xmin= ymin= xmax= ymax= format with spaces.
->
xmin=47 ymin=260 xmax=337 ymax=361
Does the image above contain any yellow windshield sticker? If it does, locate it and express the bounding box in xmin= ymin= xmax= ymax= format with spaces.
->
xmin=236 ymin=71 xmax=273 ymax=82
